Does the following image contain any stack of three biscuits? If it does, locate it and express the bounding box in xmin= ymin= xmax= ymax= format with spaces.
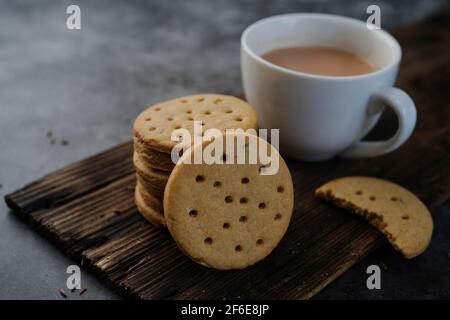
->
xmin=133 ymin=94 xmax=258 ymax=228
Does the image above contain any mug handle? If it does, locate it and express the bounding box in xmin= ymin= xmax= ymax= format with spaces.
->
xmin=340 ymin=87 xmax=417 ymax=158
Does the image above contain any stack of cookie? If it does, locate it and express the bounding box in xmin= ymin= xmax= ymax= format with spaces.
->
xmin=133 ymin=94 xmax=258 ymax=228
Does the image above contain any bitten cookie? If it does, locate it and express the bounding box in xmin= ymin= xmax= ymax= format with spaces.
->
xmin=135 ymin=184 xmax=166 ymax=228
xmin=315 ymin=176 xmax=433 ymax=259
xmin=133 ymin=94 xmax=258 ymax=153
xmin=164 ymin=132 xmax=294 ymax=270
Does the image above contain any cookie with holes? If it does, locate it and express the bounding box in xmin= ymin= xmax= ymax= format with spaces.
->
xmin=164 ymin=132 xmax=294 ymax=270
xmin=135 ymin=183 xmax=166 ymax=228
xmin=315 ymin=176 xmax=433 ymax=258
xmin=133 ymin=94 xmax=258 ymax=154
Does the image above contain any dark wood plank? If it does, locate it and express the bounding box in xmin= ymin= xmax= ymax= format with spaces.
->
xmin=4 ymin=10 xmax=450 ymax=300
xmin=5 ymin=142 xmax=134 ymax=214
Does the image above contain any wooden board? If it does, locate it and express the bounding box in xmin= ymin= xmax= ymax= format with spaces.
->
xmin=4 ymin=10 xmax=450 ymax=299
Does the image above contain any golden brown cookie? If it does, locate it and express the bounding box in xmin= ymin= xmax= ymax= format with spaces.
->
xmin=133 ymin=94 xmax=258 ymax=153
xmin=315 ymin=176 xmax=433 ymax=259
xmin=135 ymin=183 xmax=165 ymax=228
xmin=164 ymin=132 xmax=294 ymax=270
xmin=136 ymin=173 xmax=166 ymax=200
xmin=134 ymin=138 xmax=174 ymax=172
xmin=133 ymin=152 xmax=169 ymax=198
xmin=137 ymin=180 xmax=163 ymax=212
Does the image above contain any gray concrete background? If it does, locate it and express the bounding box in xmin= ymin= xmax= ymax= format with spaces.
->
xmin=0 ymin=0 xmax=449 ymax=299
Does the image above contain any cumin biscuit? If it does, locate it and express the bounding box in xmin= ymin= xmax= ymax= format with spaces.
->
xmin=137 ymin=180 xmax=164 ymax=213
xmin=164 ymin=132 xmax=294 ymax=270
xmin=315 ymin=176 xmax=433 ymax=259
xmin=133 ymin=152 xmax=169 ymax=198
xmin=134 ymin=138 xmax=175 ymax=172
xmin=133 ymin=94 xmax=258 ymax=154
xmin=135 ymin=184 xmax=166 ymax=228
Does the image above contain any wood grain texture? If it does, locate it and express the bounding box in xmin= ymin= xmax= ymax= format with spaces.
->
xmin=4 ymin=10 xmax=450 ymax=299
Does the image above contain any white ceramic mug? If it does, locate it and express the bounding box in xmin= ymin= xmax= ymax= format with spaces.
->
xmin=241 ymin=13 xmax=416 ymax=161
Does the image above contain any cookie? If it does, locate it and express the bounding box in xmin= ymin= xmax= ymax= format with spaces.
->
xmin=135 ymin=183 xmax=166 ymax=228
xmin=137 ymin=180 xmax=164 ymax=213
xmin=134 ymin=138 xmax=175 ymax=172
xmin=136 ymin=174 xmax=166 ymax=200
xmin=133 ymin=94 xmax=258 ymax=154
xmin=133 ymin=152 xmax=169 ymax=198
xmin=164 ymin=132 xmax=294 ymax=270
xmin=315 ymin=176 xmax=433 ymax=259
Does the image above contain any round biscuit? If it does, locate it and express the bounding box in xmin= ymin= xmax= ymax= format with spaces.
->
xmin=164 ymin=132 xmax=294 ymax=270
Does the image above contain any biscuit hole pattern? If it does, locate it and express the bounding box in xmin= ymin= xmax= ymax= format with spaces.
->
xmin=356 ymin=190 xmax=363 ymax=195
xmin=258 ymin=202 xmax=266 ymax=209
xmin=369 ymin=196 xmax=376 ymax=201
xmin=241 ymin=177 xmax=249 ymax=184
xmin=277 ymin=186 xmax=284 ymax=193
xmin=167 ymin=117 xmax=174 ymax=121
xmin=180 ymin=99 xmax=188 ymax=103
xmin=240 ymin=197 xmax=248 ymax=204
xmin=390 ymin=197 xmax=398 ymax=201
xmin=223 ymin=222 xmax=230 ymax=229
xmin=274 ymin=213 xmax=282 ymax=220
xmin=186 ymin=110 xmax=192 ymax=114
xmin=402 ymin=215 xmax=409 ymax=220
xmin=145 ymin=117 xmax=151 ymax=121
xmin=149 ymin=127 xmax=156 ymax=132
xmin=225 ymin=196 xmax=233 ymax=203
xmin=187 ymin=116 xmax=194 ymax=121
xmin=195 ymin=175 xmax=205 ymax=182
xmin=189 ymin=209 xmax=198 ymax=217
xmin=235 ymin=245 xmax=242 ymax=252
xmin=239 ymin=216 xmax=247 ymax=223
xmin=256 ymin=239 xmax=264 ymax=246
xmin=204 ymin=110 xmax=211 ymax=115
xmin=197 ymin=98 xmax=205 ymax=102
xmin=214 ymin=98 xmax=223 ymax=104
xmin=154 ymin=107 xmax=161 ymax=111
xmin=175 ymin=125 xmax=182 ymax=129
xmin=225 ymin=110 xmax=232 ymax=114
xmin=235 ymin=117 xmax=243 ymax=122
xmin=213 ymin=181 xmax=222 ymax=187
xmin=204 ymin=237 xmax=213 ymax=245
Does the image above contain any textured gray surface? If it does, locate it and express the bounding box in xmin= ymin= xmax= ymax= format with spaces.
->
xmin=1 ymin=0 xmax=449 ymax=299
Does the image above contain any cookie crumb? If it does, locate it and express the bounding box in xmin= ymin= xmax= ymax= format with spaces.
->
xmin=59 ymin=288 xmax=67 ymax=298
xmin=46 ymin=130 xmax=53 ymax=138
xmin=61 ymin=139 xmax=69 ymax=146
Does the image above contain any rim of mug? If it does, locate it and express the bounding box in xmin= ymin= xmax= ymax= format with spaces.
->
xmin=241 ymin=13 xmax=402 ymax=81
